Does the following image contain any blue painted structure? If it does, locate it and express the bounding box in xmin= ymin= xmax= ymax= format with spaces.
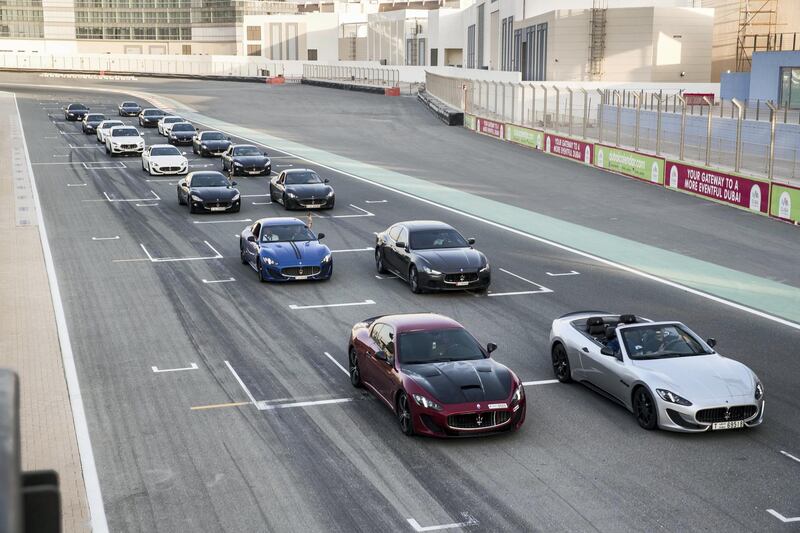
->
xmin=719 ymin=50 xmax=800 ymax=105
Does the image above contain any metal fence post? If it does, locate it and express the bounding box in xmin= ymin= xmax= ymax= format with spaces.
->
xmin=677 ymin=94 xmax=687 ymax=161
xmin=703 ymin=96 xmax=714 ymax=165
xmin=633 ymin=91 xmax=641 ymax=151
xmin=501 ymin=82 xmax=506 ymax=121
xmin=580 ymin=88 xmax=588 ymax=139
xmin=613 ymin=90 xmax=621 ymax=147
xmin=531 ymin=85 xmax=536 ymax=127
xmin=566 ymin=87 xmax=574 ymax=137
xmin=540 ymin=85 xmax=548 ymax=131
xmin=732 ymin=98 xmax=744 ymax=172
xmin=554 ymin=86 xmax=561 ymax=133
xmin=766 ymin=101 xmax=778 ymax=181
xmin=655 ymin=94 xmax=662 ymax=155
xmin=596 ymin=89 xmax=604 ymax=144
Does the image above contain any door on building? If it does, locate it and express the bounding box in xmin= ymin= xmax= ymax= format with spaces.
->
xmin=521 ymin=42 xmax=528 ymax=81
xmin=779 ymin=67 xmax=800 ymax=109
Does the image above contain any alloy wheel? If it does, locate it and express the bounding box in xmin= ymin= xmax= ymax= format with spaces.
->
xmin=634 ymin=388 xmax=657 ymax=430
xmin=552 ymin=344 xmax=572 ymax=383
xmin=375 ymin=249 xmax=387 ymax=274
xmin=349 ymin=349 xmax=362 ymax=388
xmin=397 ymin=393 xmax=414 ymax=436
xmin=409 ymin=267 xmax=421 ymax=294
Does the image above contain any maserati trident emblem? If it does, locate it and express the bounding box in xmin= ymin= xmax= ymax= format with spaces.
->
xmin=460 ymin=274 xmax=466 ymax=282
xmin=476 ymin=404 xmax=481 ymax=409
xmin=723 ymin=408 xmax=731 ymax=420
xmin=476 ymin=414 xmax=483 ymax=426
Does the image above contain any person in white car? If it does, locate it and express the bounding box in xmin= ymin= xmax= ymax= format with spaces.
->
xmin=141 ymin=144 xmax=188 ymax=176
xmin=158 ymin=116 xmax=185 ymax=136
xmin=96 ymin=120 xmax=125 ymax=143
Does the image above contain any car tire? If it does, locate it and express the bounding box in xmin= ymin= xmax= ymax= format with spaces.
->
xmin=232 ymin=205 xmax=241 ymax=213
xmin=105 ymin=145 xmax=110 ymax=154
xmin=349 ymin=348 xmax=362 ymax=388
xmin=282 ymin=193 xmax=290 ymax=210
xmin=551 ymin=343 xmax=573 ymax=383
xmin=142 ymin=160 xmax=146 ymax=172
xmin=177 ymin=188 xmax=186 ymax=205
xmin=409 ymin=266 xmax=422 ymax=294
xmin=375 ymin=248 xmax=388 ymax=274
xmin=257 ymin=258 xmax=265 ymax=282
xmin=633 ymin=387 xmax=658 ymax=430
xmin=397 ymin=392 xmax=414 ymax=436
xmin=240 ymin=240 xmax=248 ymax=264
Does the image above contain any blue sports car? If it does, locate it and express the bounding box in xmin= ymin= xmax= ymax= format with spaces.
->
xmin=240 ymin=218 xmax=333 ymax=282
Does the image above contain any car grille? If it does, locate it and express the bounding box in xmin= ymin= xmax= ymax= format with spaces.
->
xmin=121 ymin=144 xmax=137 ymax=149
xmin=447 ymin=410 xmax=511 ymax=430
xmin=299 ymin=200 xmax=326 ymax=208
xmin=159 ymin=166 xmax=180 ymax=172
xmin=444 ymin=272 xmax=479 ymax=283
xmin=246 ymin=167 xmax=263 ymax=172
xmin=204 ymin=201 xmax=230 ymax=208
xmin=696 ymin=405 xmax=758 ymax=424
xmin=282 ymin=266 xmax=321 ymax=278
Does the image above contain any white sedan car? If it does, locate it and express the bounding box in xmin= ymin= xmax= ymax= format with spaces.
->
xmin=158 ymin=116 xmax=185 ymax=136
xmin=105 ymin=126 xmax=145 ymax=156
xmin=95 ymin=120 xmax=125 ymax=143
xmin=141 ymin=144 xmax=188 ymax=176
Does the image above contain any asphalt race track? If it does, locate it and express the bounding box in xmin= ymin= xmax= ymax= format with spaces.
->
xmin=4 ymin=77 xmax=800 ymax=532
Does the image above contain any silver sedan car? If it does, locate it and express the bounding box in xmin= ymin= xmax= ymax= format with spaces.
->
xmin=549 ymin=312 xmax=765 ymax=432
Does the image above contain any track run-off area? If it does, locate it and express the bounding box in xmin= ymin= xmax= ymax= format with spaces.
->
xmin=3 ymin=76 xmax=799 ymax=532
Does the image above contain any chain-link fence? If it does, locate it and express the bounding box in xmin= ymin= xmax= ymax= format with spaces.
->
xmin=425 ymin=72 xmax=800 ymax=184
xmin=303 ymin=64 xmax=399 ymax=87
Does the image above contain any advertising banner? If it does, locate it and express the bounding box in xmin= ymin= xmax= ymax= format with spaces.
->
xmin=507 ymin=124 xmax=543 ymax=150
xmin=464 ymin=114 xmax=476 ymax=131
xmin=665 ymin=161 xmax=769 ymax=214
xmin=595 ymin=144 xmax=665 ymax=185
xmin=770 ymin=183 xmax=800 ymax=223
xmin=477 ymin=118 xmax=504 ymax=139
xmin=545 ymin=133 xmax=593 ymax=165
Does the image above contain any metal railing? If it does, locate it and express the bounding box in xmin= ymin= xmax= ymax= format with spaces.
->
xmin=425 ymin=73 xmax=800 ymax=183
xmin=302 ymin=64 xmax=399 ymax=88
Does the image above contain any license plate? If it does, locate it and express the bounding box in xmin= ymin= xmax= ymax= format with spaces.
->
xmin=293 ymin=275 xmax=309 ymax=280
xmin=456 ymin=281 xmax=469 ymax=286
xmin=712 ymin=420 xmax=744 ymax=430
xmin=248 ymin=170 xmax=261 ymax=174
xmin=209 ymin=207 xmax=226 ymax=211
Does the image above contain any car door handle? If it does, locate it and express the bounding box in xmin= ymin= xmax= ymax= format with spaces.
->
xmin=582 ymin=347 xmax=589 ymax=353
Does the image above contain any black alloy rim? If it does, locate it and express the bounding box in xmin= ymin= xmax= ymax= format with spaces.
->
xmin=349 ymin=351 xmax=359 ymax=385
xmin=375 ymin=250 xmax=383 ymax=272
xmin=636 ymin=389 xmax=655 ymax=427
xmin=398 ymin=394 xmax=412 ymax=433
xmin=410 ymin=269 xmax=418 ymax=292
xmin=554 ymin=346 xmax=569 ymax=380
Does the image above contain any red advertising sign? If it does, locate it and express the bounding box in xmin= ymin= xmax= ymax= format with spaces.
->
xmin=665 ymin=161 xmax=768 ymax=213
xmin=477 ymin=118 xmax=504 ymax=139
xmin=545 ymin=133 xmax=593 ymax=165
xmin=683 ymin=93 xmax=715 ymax=106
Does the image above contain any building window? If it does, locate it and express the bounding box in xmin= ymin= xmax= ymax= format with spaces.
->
xmin=269 ymin=23 xmax=282 ymax=59
xmin=779 ymin=67 xmax=800 ymax=109
xmin=418 ymin=38 xmax=426 ymax=66
xmin=247 ymin=44 xmax=261 ymax=56
xmin=246 ymin=25 xmax=260 ymax=41
xmin=506 ymin=17 xmax=513 ymax=71
xmin=467 ymin=24 xmax=475 ymax=69
xmin=430 ymin=48 xmax=438 ymax=67
xmin=182 ymin=44 xmax=191 ymax=55
xmin=308 ymin=49 xmax=318 ymax=60
xmin=477 ymin=3 xmax=484 ymax=68
xmin=286 ymin=22 xmax=298 ymax=61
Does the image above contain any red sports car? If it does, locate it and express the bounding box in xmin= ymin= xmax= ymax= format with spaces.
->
xmin=348 ymin=313 xmax=526 ymax=437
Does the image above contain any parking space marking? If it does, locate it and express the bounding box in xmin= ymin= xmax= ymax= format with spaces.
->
xmin=53 ymin=154 xmax=69 ymax=158
xmin=91 ymin=236 xmax=120 ymax=241
xmin=488 ymin=268 xmax=553 ymax=297
xmin=103 ymin=190 xmax=160 ymax=202
xmin=766 ymin=510 xmax=800 ymax=523
xmin=202 ymin=278 xmax=236 ymax=284
xmin=257 ymin=398 xmax=353 ymax=411
xmin=315 ymin=204 xmax=374 ymax=219
xmin=193 ymin=219 xmax=252 ymax=225
xmin=135 ymin=203 xmax=159 ymax=207
xmin=145 ymin=178 xmax=177 ymax=182
xmin=364 ymin=200 xmax=388 ymax=204
xmin=152 ymin=363 xmax=198 ymax=373
xmin=522 ymin=379 xmax=559 ymax=386
xmin=139 ymin=240 xmax=223 ymax=263
xmin=82 ymin=161 xmax=126 ymax=170
xmin=289 ymin=299 xmax=376 ymax=310
xmin=67 ymin=183 xmax=87 ymax=187
xmin=375 ymin=274 xmax=397 ymax=280
xmin=780 ymin=450 xmax=800 ymax=464
xmin=407 ymin=515 xmax=478 ymax=532
xmin=224 ymin=360 xmax=257 ymax=405
xmin=252 ymin=201 xmax=272 ymax=205
xmin=546 ymin=270 xmax=580 ymax=277
xmin=323 ymin=352 xmax=349 ymax=376
xmin=331 ymin=247 xmax=372 ymax=253
xmin=241 ymin=194 xmax=269 ymax=198
xmin=190 ymin=401 xmax=251 ymax=411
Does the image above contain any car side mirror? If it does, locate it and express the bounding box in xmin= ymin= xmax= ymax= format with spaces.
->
xmin=375 ymin=350 xmax=387 ymax=361
xmin=324 ymin=178 xmax=330 ymax=183
xmin=316 ymin=233 xmax=325 ymax=240
xmin=706 ymin=338 xmax=717 ymax=348
xmin=182 ymin=151 xmax=187 ymax=155
xmin=231 ymin=181 xmax=238 ymax=186
xmin=468 ymin=238 xmax=476 ymax=245
xmin=247 ymin=235 xmax=256 ymax=242
xmin=486 ymin=342 xmax=497 ymax=354
xmin=395 ymin=241 xmax=406 ymax=249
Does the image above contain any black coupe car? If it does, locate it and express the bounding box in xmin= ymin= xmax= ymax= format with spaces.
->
xmin=63 ymin=103 xmax=89 ymax=121
xmin=168 ymin=122 xmax=196 ymax=145
xmin=118 ymin=101 xmax=142 ymax=116
xmin=138 ymin=108 xmax=167 ymax=127
xmin=177 ymin=171 xmax=240 ymax=213
xmin=269 ymin=169 xmax=335 ymax=210
xmin=221 ymin=144 xmax=271 ymax=176
xmin=375 ymin=221 xmax=491 ymax=293
xmin=81 ymin=113 xmax=106 ymax=134
xmin=192 ymin=130 xmax=232 ymax=157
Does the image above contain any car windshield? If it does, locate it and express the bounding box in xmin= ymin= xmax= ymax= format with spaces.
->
xmin=233 ymin=146 xmax=261 ymax=156
xmin=172 ymin=124 xmax=194 ymax=132
xmin=398 ymin=328 xmax=485 ymax=364
xmin=112 ymin=128 xmax=138 ymax=137
xmin=202 ymin=132 xmax=225 ymax=140
xmin=409 ymin=228 xmax=469 ymax=250
xmin=144 ymin=110 xmax=163 ymax=116
xmin=164 ymin=117 xmax=182 ymax=123
xmin=191 ymin=173 xmax=229 ymax=187
xmin=621 ymin=324 xmax=713 ymax=360
xmin=122 ymin=102 xmax=138 ymax=107
xmin=101 ymin=121 xmax=123 ymax=128
xmin=260 ymin=224 xmax=316 ymax=243
xmin=151 ymin=146 xmax=181 ymax=156
xmin=285 ymin=172 xmax=322 ymax=185
xmin=86 ymin=114 xmax=105 ymax=121
xmin=69 ymin=104 xmax=87 ymax=110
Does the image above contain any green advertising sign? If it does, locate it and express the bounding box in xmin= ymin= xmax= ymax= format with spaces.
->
xmin=770 ymin=184 xmax=800 ymax=223
xmin=464 ymin=114 xmax=476 ymax=131
xmin=507 ymin=124 xmax=543 ymax=150
xmin=595 ymin=145 xmax=665 ymax=185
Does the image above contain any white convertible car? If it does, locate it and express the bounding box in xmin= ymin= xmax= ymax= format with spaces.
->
xmin=95 ymin=120 xmax=124 ymax=143
xmin=549 ymin=312 xmax=765 ymax=432
xmin=141 ymin=144 xmax=188 ymax=176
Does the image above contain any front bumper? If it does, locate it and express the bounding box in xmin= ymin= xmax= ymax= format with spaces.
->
xmin=285 ymin=195 xmax=335 ymax=210
xmin=66 ymin=113 xmax=85 ymax=120
xmin=120 ymin=109 xmax=140 ymax=116
xmin=140 ymin=118 xmax=160 ymax=127
xmin=83 ymin=124 xmax=98 ymax=132
xmin=259 ymin=261 xmax=333 ymax=282
xmin=658 ymin=397 xmax=765 ymax=433
xmin=412 ymin=398 xmax=526 ymax=438
xmin=149 ymin=163 xmax=188 ymax=175
xmin=199 ymin=146 xmax=229 ymax=157
xmin=418 ymin=269 xmax=491 ymax=291
xmin=231 ymin=164 xmax=270 ymax=176
xmin=169 ymin=136 xmax=193 ymax=145
xmin=190 ymin=198 xmax=241 ymax=212
xmin=109 ymin=144 xmax=144 ymax=155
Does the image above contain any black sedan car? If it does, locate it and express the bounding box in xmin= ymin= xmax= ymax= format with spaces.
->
xmin=221 ymin=144 xmax=271 ymax=176
xmin=375 ymin=221 xmax=491 ymax=293
xmin=138 ymin=108 xmax=167 ymax=127
xmin=177 ymin=171 xmax=240 ymax=213
xmin=118 ymin=101 xmax=142 ymax=116
xmin=270 ymin=169 xmax=335 ymax=210
xmin=168 ymin=122 xmax=197 ymax=145
xmin=63 ymin=103 xmax=89 ymax=121
xmin=192 ymin=130 xmax=231 ymax=157
xmin=81 ymin=113 xmax=106 ymax=134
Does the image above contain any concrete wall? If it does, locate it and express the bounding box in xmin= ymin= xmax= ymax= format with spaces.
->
xmin=749 ymin=50 xmax=800 ymax=101
xmin=519 ymin=0 xmax=701 ymax=21
xmin=650 ymin=7 xmax=713 ymax=82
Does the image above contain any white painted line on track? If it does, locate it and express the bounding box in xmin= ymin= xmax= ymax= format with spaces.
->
xmin=152 ymin=363 xmax=198 ymax=373
xmin=202 ymin=278 xmax=236 ymax=284
xmin=103 ymin=190 xmax=160 ymax=202
xmin=546 ymin=270 xmax=580 ymax=277
xmin=331 ymin=247 xmax=372 ymax=253
xmin=289 ymin=299 xmax=376 ymax=310
xmin=323 ymin=351 xmax=349 ymax=376
xmin=82 ymin=161 xmax=125 ymax=170
xmin=241 ymin=194 xmax=269 ymax=198
xmin=139 ymin=240 xmax=223 ymax=263
xmin=257 ymin=398 xmax=353 ymax=411
xmin=766 ymin=510 xmax=800 ymax=523
xmin=13 ymin=93 xmax=110 ymax=533
xmin=252 ymin=201 xmax=272 ymax=205
xmin=52 ymin=154 xmax=69 ymax=158
xmin=487 ymin=268 xmax=553 ymax=297
xmin=364 ymin=200 xmax=387 ymax=204
xmin=315 ymin=204 xmax=374 ymax=219
xmin=91 ymin=236 xmax=120 ymax=241
xmin=224 ymin=360 xmax=257 ymax=405
xmin=375 ymin=274 xmax=397 ymax=279
xmin=780 ymin=450 xmax=800 ymax=464
xmin=135 ymin=203 xmax=159 ymax=207
xmin=59 ymin=131 xmax=84 ymax=135
xmin=193 ymin=219 xmax=252 ymax=225
xmin=67 ymin=183 xmax=87 ymax=187
xmin=407 ymin=516 xmax=478 ymax=532
xmin=145 ymin=178 xmax=177 ymax=182
xmin=522 ymin=379 xmax=559 ymax=386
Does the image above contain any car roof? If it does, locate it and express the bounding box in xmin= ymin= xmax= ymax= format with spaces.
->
xmin=393 ymin=220 xmax=453 ymax=231
xmin=188 ymin=170 xmax=226 ymax=178
xmin=284 ymin=168 xmax=313 ymax=173
xmin=232 ymin=144 xmax=258 ymax=149
xmin=375 ymin=313 xmax=463 ymax=333
xmin=68 ymin=103 xmax=87 ymax=107
xmin=149 ymin=144 xmax=179 ymax=149
xmin=256 ymin=217 xmax=305 ymax=227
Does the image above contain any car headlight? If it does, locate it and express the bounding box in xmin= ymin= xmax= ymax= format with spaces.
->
xmin=321 ymin=253 xmax=332 ymax=263
xmin=151 ymin=163 xmax=159 ymax=169
xmin=200 ymin=144 xmax=207 ymax=148
xmin=326 ymin=190 xmax=335 ymax=198
xmin=512 ymin=384 xmax=524 ymax=403
xmin=755 ymin=381 xmax=764 ymax=401
xmin=231 ymin=192 xmax=240 ymax=201
xmin=412 ymin=394 xmax=442 ymax=411
xmin=480 ymin=262 xmax=490 ymax=272
xmin=264 ymin=158 xmax=271 ymax=166
xmin=234 ymin=161 xmax=243 ymax=167
xmin=422 ymin=266 xmax=441 ymax=276
xmin=287 ymin=192 xmax=297 ymax=199
xmin=170 ymin=134 xmax=177 ymax=139
xmin=263 ymin=256 xmax=277 ymax=266
xmin=656 ymin=389 xmax=692 ymax=406
xmin=190 ymin=194 xmax=202 ymax=202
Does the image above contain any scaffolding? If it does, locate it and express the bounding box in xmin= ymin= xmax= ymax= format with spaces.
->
xmin=588 ymin=0 xmax=607 ymax=81
xmin=736 ymin=0 xmax=785 ymax=71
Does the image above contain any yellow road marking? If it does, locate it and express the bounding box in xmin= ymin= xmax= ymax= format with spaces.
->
xmin=190 ymin=401 xmax=251 ymax=411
